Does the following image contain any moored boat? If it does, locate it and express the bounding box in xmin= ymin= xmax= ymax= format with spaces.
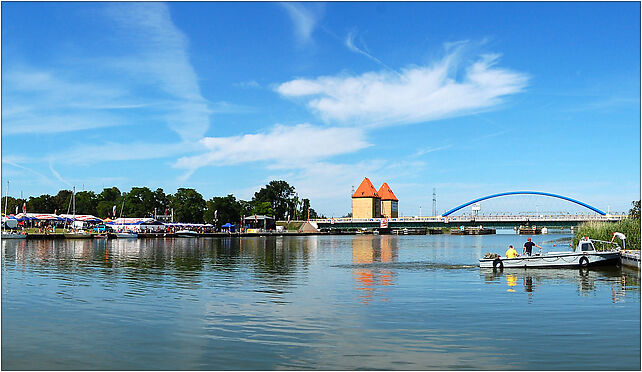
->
xmin=1 ymin=232 xmax=26 ymax=239
xmin=175 ymin=230 xmax=198 ymax=238
xmin=64 ymin=230 xmax=92 ymax=239
xmin=480 ymin=237 xmax=621 ymax=269
xmin=116 ymin=231 xmax=138 ymax=238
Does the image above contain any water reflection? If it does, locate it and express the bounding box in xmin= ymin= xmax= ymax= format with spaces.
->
xmin=2 ymin=237 xmax=313 ymax=304
xmin=2 ymin=235 xmax=640 ymax=370
xmin=351 ymin=235 xmax=399 ymax=304
xmin=483 ymin=267 xmax=640 ymax=303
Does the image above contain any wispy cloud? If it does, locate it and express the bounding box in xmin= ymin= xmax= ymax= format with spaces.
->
xmin=104 ymin=2 xmax=211 ymax=142
xmin=173 ymin=123 xmax=370 ymax=178
xmin=3 ymin=2 xmax=211 ymax=144
xmin=345 ymin=30 xmax=394 ymax=71
xmin=277 ymin=52 xmax=529 ymax=127
xmin=48 ymin=162 xmax=72 ymax=187
xmin=413 ymin=145 xmax=453 ymax=157
xmin=280 ymin=3 xmax=324 ymax=45
xmin=2 ymin=159 xmax=57 ymax=188
xmin=234 ymin=80 xmax=261 ymax=89
xmin=564 ymin=96 xmax=640 ymax=113
xmin=2 ymin=70 xmax=137 ymax=134
xmin=45 ymin=142 xmax=196 ymax=166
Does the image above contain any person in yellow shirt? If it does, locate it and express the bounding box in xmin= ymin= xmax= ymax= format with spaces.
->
xmin=505 ymin=245 xmax=519 ymax=258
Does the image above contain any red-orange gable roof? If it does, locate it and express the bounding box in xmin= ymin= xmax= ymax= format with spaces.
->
xmin=377 ymin=183 xmax=398 ymax=201
xmin=352 ymin=178 xmax=380 ymax=198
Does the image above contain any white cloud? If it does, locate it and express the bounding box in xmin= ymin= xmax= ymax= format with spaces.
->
xmin=105 ymin=2 xmax=211 ymax=142
xmin=280 ymin=3 xmax=323 ymax=44
xmin=277 ymin=53 xmax=529 ymax=127
xmin=173 ymin=123 xmax=370 ymax=177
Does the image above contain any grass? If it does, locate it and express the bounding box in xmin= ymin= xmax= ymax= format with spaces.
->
xmin=276 ymin=222 xmax=304 ymax=231
xmin=573 ymin=219 xmax=640 ymax=250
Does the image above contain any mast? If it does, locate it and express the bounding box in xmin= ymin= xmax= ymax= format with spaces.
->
xmin=64 ymin=188 xmax=73 ymax=231
xmin=4 ymin=181 xmax=8 ymax=217
xmin=72 ymin=186 xmax=76 ymax=218
xmin=3 ymin=181 xmax=8 ymax=233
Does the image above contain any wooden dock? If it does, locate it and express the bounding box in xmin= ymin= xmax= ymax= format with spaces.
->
xmin=621 ymin=250 xmax=640 ymax=269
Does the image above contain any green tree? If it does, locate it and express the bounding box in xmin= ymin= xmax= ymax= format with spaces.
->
xmin=204 ymin=194 xmax=243 ymax=227
xmin=52 ymin=190 xmax=73 ymax=214
xmin=252 ymin=180 xmax=295 ymax=219
xmin=95 ymin=187 xmax=122 ymax=218
xmin=629 ymin=200 xmax=640 ymax=220
xmin=27 ymin=194 xmax=56 ymax=213
xmin=239 ymin=200 xmax=254 ymax=219
xmin=288 ymin=194 xmax=300 ymax=220
xmin=74 ymin=191 xmax=97 ymax=215
xmin=170 ymin=188 xmax=206 ymax=223
xmin=300 ymin=198 xmax=311 ymax=220
xmin=125 ymin=187 xmax=155 ymax=217
xmin=153 ymin=188 xmax=170 ymax=217
xmin=2 ymin=196 xmax=17 ymax=215
xmin=251 ymin=201 xmax=274 ymax=216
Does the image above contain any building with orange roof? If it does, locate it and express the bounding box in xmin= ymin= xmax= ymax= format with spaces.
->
xmin=378 ymin=182 xmax=399 ymax=218
xmin=351 ymin=177 xmax=381 ymax=218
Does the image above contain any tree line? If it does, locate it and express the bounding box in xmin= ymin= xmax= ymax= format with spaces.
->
xmin=1 ymin=180 xmax=322 ymax=226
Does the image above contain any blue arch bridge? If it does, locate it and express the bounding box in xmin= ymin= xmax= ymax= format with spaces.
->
xmin=313 ymin=191 xmax=627 ymax=231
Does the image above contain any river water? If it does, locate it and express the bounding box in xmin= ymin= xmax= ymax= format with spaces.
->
xmin=2 ymin=234 xmax=640 ymax=370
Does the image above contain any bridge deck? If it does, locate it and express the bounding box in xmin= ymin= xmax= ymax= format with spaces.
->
xmin=306 ymin=214 xmax=626 ymax=230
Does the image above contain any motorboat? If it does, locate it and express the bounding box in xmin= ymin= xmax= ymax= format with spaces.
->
xmin=115 ymin=231 xmax=138 ymax=238
xmin=175 ymin=230 xmax=198 ymax=238
xmin=64 ymin=230 xmax=92 ymax=239
xmin=1 ymin=231 xmax=26 ymax=239
xmin=480 ymin=237 xmax=621 ymax=269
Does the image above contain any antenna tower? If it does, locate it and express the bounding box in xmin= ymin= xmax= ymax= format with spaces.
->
xmin=432 ymin=188 xmax=436 ymax=216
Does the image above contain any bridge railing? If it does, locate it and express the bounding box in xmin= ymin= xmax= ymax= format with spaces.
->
xmin=311 ymin=214 xmax=627 ymax=224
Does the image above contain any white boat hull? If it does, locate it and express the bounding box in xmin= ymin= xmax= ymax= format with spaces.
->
xmin=116 ymin=232 xmax=138 ymax=238
xmin=175 ymin=230 xmax=198 ymax=238
xmin=480 ymin=251 xmax=620 ymax=269
xmin=2 ymin=233 xmax=26 ymax=239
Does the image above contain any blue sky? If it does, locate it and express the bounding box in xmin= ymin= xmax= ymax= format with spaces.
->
xmin=2 ymin=2 xmax=640 ymax=217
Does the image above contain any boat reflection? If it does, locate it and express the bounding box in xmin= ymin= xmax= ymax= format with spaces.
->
xmin=352 ymin=235 xmax=399 ymax=304
xmin=483 ymin=267 xmax=640 ymax=303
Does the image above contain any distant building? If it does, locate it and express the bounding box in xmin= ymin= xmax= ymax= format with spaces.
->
xmin=351 ymin=178 xmax=381 ymax=219
xmin=351 ymin=178 xmax=399 ymax=219
xmin=378 ymin=182 xmax=399 ymax=218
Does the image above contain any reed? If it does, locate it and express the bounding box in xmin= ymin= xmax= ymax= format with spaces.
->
xmin=573 ymin=219 xmax=640 ymax=250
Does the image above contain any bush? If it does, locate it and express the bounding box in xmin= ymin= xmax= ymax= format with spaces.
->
xmin=573 ymin=219 xmax=640 ymax=250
